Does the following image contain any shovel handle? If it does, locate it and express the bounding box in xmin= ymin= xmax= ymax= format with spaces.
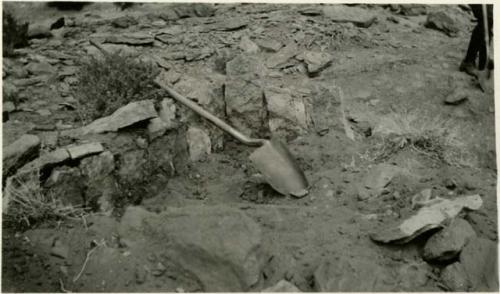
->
xmin=154 ymin=78 xmax=265 ymax=147
xmin=89 ymin=39 xmax=110 ymax=56
xmin=482 ymin=5 xmax=489 ymax=64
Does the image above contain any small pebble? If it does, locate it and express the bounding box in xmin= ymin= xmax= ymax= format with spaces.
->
xmin=135 ymin=267 xmax=147 ymax=284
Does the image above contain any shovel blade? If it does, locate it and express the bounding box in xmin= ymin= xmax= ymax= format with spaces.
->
xmin=249 ymin=139 xmax=309 ymax=197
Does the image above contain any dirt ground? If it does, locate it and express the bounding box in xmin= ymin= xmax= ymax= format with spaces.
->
xmin=2 ymin=2 xmax=497 ymax=292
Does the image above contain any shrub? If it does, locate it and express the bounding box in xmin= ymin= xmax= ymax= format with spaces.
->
xmin=74 ymin=50 xmax=160 ymax=122
xmin=2 ymin=10 xmax=29 ymax=57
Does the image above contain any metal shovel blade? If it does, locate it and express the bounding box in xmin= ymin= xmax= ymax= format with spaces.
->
xmin=249 ymin=139 xmax=309 ymax=197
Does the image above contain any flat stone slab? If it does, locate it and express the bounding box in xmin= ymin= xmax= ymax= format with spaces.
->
xmin=67 ymin=142 xmax=104 ymax=160
xmin=82 ymin=100 xmax=157 ymax=134
xmin=323 ymin=5 xmax=377 ymax=28
xmin=371 ymin=195 xmax=483 ymax=244
xmin=105 ymin=33 xmax=154 ymax=45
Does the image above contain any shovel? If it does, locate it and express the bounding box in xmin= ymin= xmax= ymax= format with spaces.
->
xmin=88 ymin=39 xmax=309 ymax=196
xmin=154 ymin=78 xmax=309 ymax=197
xmin=477 ymin=4 xmax=492 ymax=92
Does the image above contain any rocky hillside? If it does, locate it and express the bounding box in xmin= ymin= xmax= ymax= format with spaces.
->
xmin=2 ymin=2 xmax=497 ymax=292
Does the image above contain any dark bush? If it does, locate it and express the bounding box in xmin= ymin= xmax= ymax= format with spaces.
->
xmin=74 ymin=51 xmax=160 ymax=122
xmin=2 ymin=11 xmax=29 ymax=57
xmin=47 ymin=2 xmax=90 ymax=11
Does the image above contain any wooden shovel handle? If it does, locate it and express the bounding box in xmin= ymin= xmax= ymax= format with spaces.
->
xmin=482 ymin=5 xmax=489 ymax=65
xmin=154 ymin=78 xmax=265 ymax=147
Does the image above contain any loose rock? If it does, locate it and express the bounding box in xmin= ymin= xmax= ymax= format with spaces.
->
xmin=117 ymin=150 xmax=147 ymax=183
xmin=310 ymin=84 xmax=343 ymax=135
xmin=79 ymin=151 xmax=115 ymax=180
xmin=266 ymin=42 xmax=299 ymax=69
xmin=423 ymin=218 xmax=476 ymax=262
xmin=370 ymin=194 xmax=483 ymax=244
xmin=397 ymin=261 xmax=431 ymax=290
xmin=186 ymin=126 xmax=211 ymax=162
xmin=25 ymin=61 xmax=56 ymax=76
xmin=27 ymin=21 xmax=52 ymax=39
xmin=411 ymin=188 xmax=435 ymax=209
xmin=50 ymin=239 xmax=69 ymax=259
xmin=18 ymin=148 xmax=70 ymax=176
xmin=45 ymin=166 xmax=85 ymax=206
xmin=147 ymin=118 xmax=170 ymax=140
xmin=135 ymin=267 xmax=147 ymax=284
xmin=444 ymin=88 xmax=468 ymax=105
xmin=314 ymin=257 xmax=390 ymax=291
xmin=323 ymin=5 xmax=377 ymax=28
xmin=254 ymin=38 xmax=283 ymax=52
xmin=4 ymin=101 xmax=16 ymax=113
xmin=226 ymin=53 xmax=266 ymax=77
xmin=82 ymin=100 xmax=157 ymax=134
xmin=119 ymin=205 xmax=264 ymax=291
xmin=212 ymin=18 xmax=248 ymax=31
xmin=298 ymin=7 xmax=323 ymax=16
xmin=399 ymin=4 xmax=428 ymax=16
xmin=262 ymin=280 xmax=301 ymax=292
xmin=357 ymin=163 xmax=403 ymax=200
xmin=105 ymin=33 xmax=155 ymax=46
xmin=111 ymin=16 xmax=138 ymax=28
xmin=67 ymin=142 xmax=104 ymax=160
xmin=239 ymin=35 xmax=260 ymax=53
xmin=459 ymin=237 xmax=498 ymax=291
xmin=425 ymin=11 xmax=459 ymax=37
xmin=224 ymin=78 xmax=267 ymax=137
xmin=296 ymin=51 xmax=333 ymax=76
xmin=264 ymin=87 xmax=308 ymax=136
xmin=158 ymin=98 xmax=177 ymax=126
xmin=3 ymin=134 xmax=41 ymax=180
xmin=441 ymin=262 xmax=470 ymax=291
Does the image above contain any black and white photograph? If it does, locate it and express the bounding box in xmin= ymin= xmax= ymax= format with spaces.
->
xmin=1 ymin=1 xmax=498 ymax=292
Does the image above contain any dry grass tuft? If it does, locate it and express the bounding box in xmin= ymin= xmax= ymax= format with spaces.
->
xmin=361 ymin=109 xmax=471 ymax=166
xmin=4 ymin=167 xmax=88 ymax=227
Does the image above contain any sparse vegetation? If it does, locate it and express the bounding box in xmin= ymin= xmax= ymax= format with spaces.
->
xmin=74 ymin=50 xmax=160 ymax=122
xmin=2 ymin=10 xmax=29 ymax=57
xmin=3 ymin=168 xmax=88 ymax=228
xmin=361 ymin=109 xmax=470 ymax=166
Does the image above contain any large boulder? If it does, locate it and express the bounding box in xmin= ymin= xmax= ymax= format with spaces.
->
xmin=308 ymin=83 xmax=343 ymax=135
xmin=264 ymin=86 xmax=308 ymax=137
xmin=313 ymin=256 xmax=391 ymax=291
xmin=459 ymin=237 xmax=498 ymax=291
xmin=224 ymin=78 xmax=267 ymax=137
xmin=425 ymin=11 xmax=459 ymax=37
xmin=423 ymin=218 xmax=476 ymax=262
xmin=119 ymin=205 xmax=265 ymax=292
